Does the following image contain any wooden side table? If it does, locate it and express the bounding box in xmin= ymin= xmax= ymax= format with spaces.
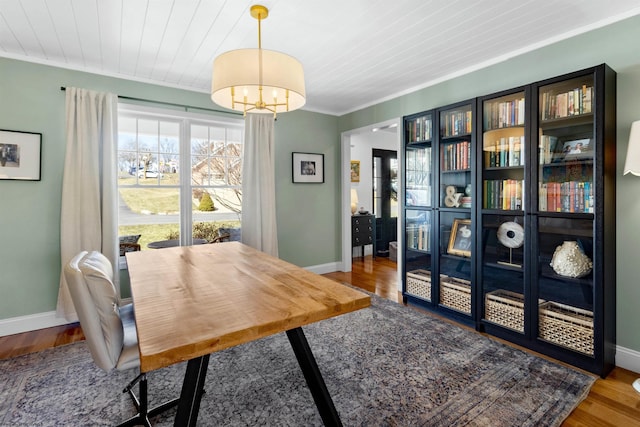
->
xmin=352 ymin=214 xmax=375 ymax=258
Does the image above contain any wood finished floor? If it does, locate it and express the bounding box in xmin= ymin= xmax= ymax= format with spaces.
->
xmin=1 ymin=255 xmax=639 ymax=425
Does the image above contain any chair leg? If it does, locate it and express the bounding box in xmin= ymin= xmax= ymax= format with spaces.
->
xmin=116 ymin=373 xmax=180 ymax=427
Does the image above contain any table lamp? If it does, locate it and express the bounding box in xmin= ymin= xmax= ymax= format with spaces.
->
xmin=623 ymin=120 xmax=640 ymax=394
xmin=351 ymin=189 xmax=359 ymax=215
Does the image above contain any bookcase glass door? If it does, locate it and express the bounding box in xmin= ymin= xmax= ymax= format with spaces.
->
xmin=480 ymin=90 xmax=527 ymax=333
xmin=481 ymin=91 xmax=526 ymax=211
xmin=405 ymin=209 xmax=433 ymax=302
xmin=406 ymin=112 xmax=433 ymax=208
xmin=439 ymin=105 xmax=473 ymax=210
xmin=438 ymin=211 xmax=472 ymax=316
xmin=535 ymin=73 xmax=596 ymax=357
xmin=535 ymin=217 xmax=594 ymax=356
xmin=537 ymin=75 xmax=594 ymax=214
xmin=481 ymin=213 xmax=525 ymax=333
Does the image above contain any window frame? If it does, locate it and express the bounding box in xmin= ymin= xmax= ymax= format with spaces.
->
xmin=117 ymin=103 xmax=244 ymax=267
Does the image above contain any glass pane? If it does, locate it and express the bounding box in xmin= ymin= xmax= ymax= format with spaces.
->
xmin=118 ymin=188 xmax=180 ymax=251
xmin=438 ymin=211 xmax=472 ymax=314
xmin=537 ymin=76 xmax=594 ymax=213
xmin=482 ymin=91 xmax=525 ymax=211
xmin=405 ymin=146 xmax=431 ymax=207
xmin=405 ymin=209 xmax=432 ymax=302
xmin=481 ymin=214 xmax=525 ymax=332
xmin=374 ymin=157 xmax=381 ymax=218
xmin=536 ymin=217 xmax=594 ymax=355
xmin=390 ymin=158 xmax=398 ymax=218
xmin=439 ymin=105 xmax=472 ymax=210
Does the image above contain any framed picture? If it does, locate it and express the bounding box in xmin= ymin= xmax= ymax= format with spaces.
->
xmin=292 ymin=152 xmax=324 ymax=183
xmin=561 ymin=138 xmax=592 ymax=160
xmin=447 ymin=218 xmax=472 ymax=257
xmin=0 ymin=129 xmax=42 ymax=181
xmin=350 ymin=160 xmax=360 ymax=182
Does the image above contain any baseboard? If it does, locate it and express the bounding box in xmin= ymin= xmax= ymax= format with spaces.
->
xmin=615 ymin=345 xmax=640 ymax=374
xmin=0 ymin=311 xmax=71 ymax=337
xmin=304 ymin=261 xmax=341 ymax=275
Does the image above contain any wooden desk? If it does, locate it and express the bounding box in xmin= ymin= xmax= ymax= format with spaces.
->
xmin=126 ymin=242 xmax=370 ymax=426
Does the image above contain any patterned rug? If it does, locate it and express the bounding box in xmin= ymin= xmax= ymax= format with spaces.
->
xmin=0 ymin=293 xmax=595 ymax=426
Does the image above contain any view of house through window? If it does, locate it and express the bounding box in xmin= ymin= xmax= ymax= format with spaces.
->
xmin=117 ymin=106 xmax=243 ymax=253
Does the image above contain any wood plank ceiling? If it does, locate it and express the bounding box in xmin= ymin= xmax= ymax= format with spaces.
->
xmin=1 ymin=0 xmax=639 ymax=115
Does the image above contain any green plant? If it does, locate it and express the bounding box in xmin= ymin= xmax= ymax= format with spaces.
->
xmin=199 ymin=192 xmax=215 ymax=211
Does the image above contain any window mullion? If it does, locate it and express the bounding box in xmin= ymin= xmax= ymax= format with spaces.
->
xmin=179 ymin=119 xmax=192 ymax=245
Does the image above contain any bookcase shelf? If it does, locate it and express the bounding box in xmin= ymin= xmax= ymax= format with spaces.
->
xmin=401 ymin=64 xmax=616 ymax=377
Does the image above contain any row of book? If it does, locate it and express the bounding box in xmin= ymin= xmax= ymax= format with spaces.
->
xmin=441 ymin=140 xmax=471 ymax=171
xmin=441 ymin=110 xmax=472 ymax=137
xmin=541 ymin=85 xmax=593 ymax=121
xmin=539 ymin=135 xmax=559 ymax=164
xmin=484 ymin=97 xmax=525 ymax=130
xmin=483 ymin=179 xmax=524 ymax=210
xmin=539 ymin=181 xmax=594 ymax=213
xmin=407 ymin=223 xmax=431 ymax=251
xmin=485 ymin=136 xmax=525 ymax=168
xmin=406 ymin=115 xmax=432 ymax=143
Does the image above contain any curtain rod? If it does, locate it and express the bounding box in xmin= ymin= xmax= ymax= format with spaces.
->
xmin=59 ymin=86 xmax=243 ymax=117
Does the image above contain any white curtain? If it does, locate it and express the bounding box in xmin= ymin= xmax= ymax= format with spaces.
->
xmin=57 ymin=88 xmax=119 ymax=320
xmin=241 ymin=114 xmax=278 ymax=256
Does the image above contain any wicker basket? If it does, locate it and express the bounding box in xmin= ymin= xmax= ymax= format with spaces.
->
xmin=406 ymin=269 xmax=432 ymax=301
xmin=440 ymin=277 xmax=471 ymax=314
xmin=539 ymin=301 xmax=594 ymax=356
xmin=485 ymin=290 xmax=524 ymax=332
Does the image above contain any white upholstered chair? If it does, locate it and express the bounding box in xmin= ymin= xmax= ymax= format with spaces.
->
xmin=64 ymin=251 xmax=177 ymax=427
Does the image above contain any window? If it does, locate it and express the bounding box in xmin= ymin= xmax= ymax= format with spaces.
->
xmin=117 ymin=105 xmax=243 ymax=258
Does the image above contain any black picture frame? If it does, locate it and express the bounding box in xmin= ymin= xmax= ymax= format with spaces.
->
xmin=292 ymin=152 xmax=324 ymax=183
xmin=0 ymin=129 xmax=42 ymax=181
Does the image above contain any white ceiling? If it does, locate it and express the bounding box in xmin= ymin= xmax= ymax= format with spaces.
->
xmin=1 ymin=0 xmax=639 ymax=116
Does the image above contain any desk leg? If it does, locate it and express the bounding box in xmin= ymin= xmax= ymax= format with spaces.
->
xmin=174 ymin=354 xmax=210 ymax=427
xmin=286 ymin=327 xmax=343 ymax=427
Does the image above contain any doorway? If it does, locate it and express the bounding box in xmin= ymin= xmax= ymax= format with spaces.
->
xmin=373 ymin=149 xmax=398 ymax=257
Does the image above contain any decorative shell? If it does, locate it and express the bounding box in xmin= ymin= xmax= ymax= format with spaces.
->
xmin=550 ymin=241 xmax=592 ymax=278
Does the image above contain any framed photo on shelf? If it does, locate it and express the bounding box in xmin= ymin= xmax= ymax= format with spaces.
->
xmin=561 ymin=138 xmax=592 ymax=160
xmin=447 ymin=218 xmax=472 ymax=257
xmin=350 ymin=160 xmax=360 ymax=182
xmin=0 ymin=129 xmax=42 ymax=181
xmin=292 ymin=152 xmax=324 ymax=183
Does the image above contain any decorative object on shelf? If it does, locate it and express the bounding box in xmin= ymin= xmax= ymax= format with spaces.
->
xmin=211 ymin=5 xmax=305 ymax=117
xmin=0 ymin=129 xmax=42 ymax=181
xmin=447 ymin=218 xmax=472 ymax=257
xmin=444 ymin=185 xmax=462 ymax=207
xmin=291 ymin=152 xmax=324 ymax=183
xmin=358 ymin=207 xmax=369 ymax=215
xmin=350 ymin=189 xmax=359 ymax=214
xmin=497 ymin=221 xmax=524 ymax=267
xmin=465 ymin=183 xmax=472 ymax=196
xmin=550 ymin=240 xmax=592 ymax=278
xmin=350 ymin=160 xmax=360 ymax=182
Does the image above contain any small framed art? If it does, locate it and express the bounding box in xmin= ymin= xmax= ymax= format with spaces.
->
xmin=292 ymin=152 xmax=324 ymax=183
xmin=0 ymin=129 xmax=42 ymax=181
xmin=350 ymin=160 xmax=360 ymax=182
xmin=447 ymin=218 xmax=472 ymax=257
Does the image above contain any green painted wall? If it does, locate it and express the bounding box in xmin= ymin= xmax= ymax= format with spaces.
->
xmin=0 ymin=58 xmax=339 ymax=320
xmin=339 ymin=14 xmax=640 ymax=353
xmin=2 ymin=12 xmax=640 ymax=357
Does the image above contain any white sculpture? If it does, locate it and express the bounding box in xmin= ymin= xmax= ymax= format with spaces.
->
xmin=550 ymin=241 xmax=592 ymax=278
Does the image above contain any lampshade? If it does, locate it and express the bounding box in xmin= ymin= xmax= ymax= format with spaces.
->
xmin=623 ymin=120 xmax=640 ymax=176
xmin=211 ymin=5 xmax=306 ymax=117
xmin=351 ymin=189 xmax=359 ymax=214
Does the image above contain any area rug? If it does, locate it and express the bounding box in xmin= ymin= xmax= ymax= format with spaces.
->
xmin=0 ymin=293 xmax=595 ymax=426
